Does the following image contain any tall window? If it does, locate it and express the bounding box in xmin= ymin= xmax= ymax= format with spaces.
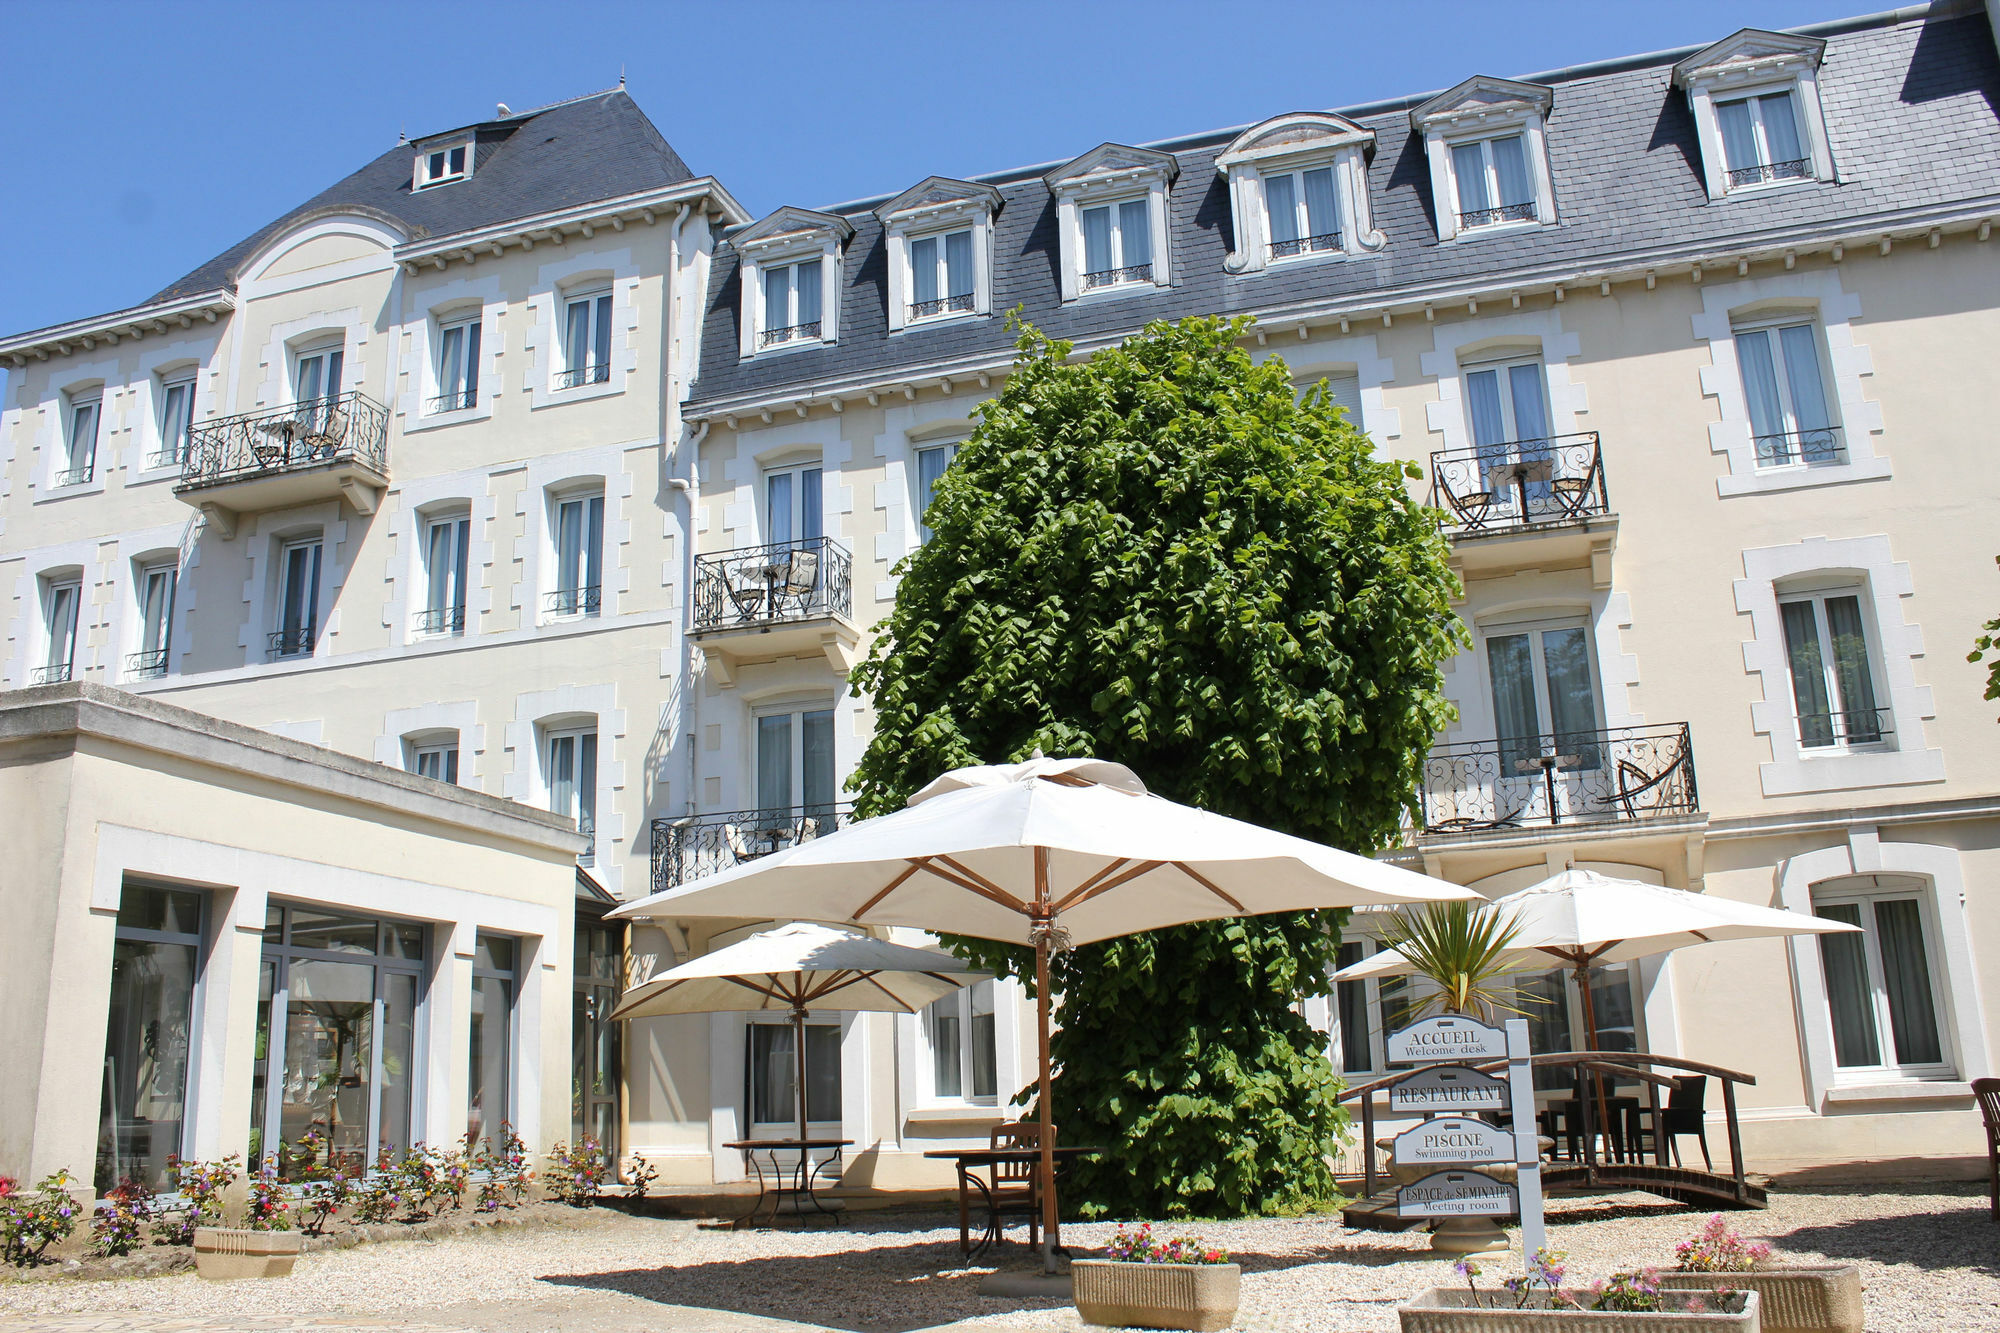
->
xmin=766 ymin=464 xmax=823 ymax=549
xmin=1780 ymin=588 xmax=1884 ymax=750
xmin=1486 ymin=621 xmax=1601 ymax=774
xmin=35 ymin=576 xmax=81 ymax=685
xmin=1735 ymin=319 xmax=1836 ymax=467
xmin=1450 ymin=134 xmax=1536 ymax=229
xmin=926 ymin=979 xmax=998 ymax=1101
xmin=559 ymin=289 xmax=612 ymax=389
xmin=573 ymin=919 xmax=624 ymax=1158
xmin=432 ymin=318 xmax=481 ymax=413
xmin=908 ymin=231 xmax=975 ymax=320
xmin=550 ymin=491 xmax=604 ymax=618
xmin=1465 ymin=358 xmax=1551 ymax=449
xmin=1080 ymin=198 xmax=1152 ymax=290
xmin=757 ymin=707 xmax=835 ymax=816
xmin=272 ymin=538 xmax=321 ymax=659
xmin=1716 ymin=90 xmax=1809 ymax=188
xmin=547 ymin=726 xmax=598 ymax=863
xmin=60 ymin=392 xmax=100 ymax=486
xmin=915 ymin=444 xmax=958 ymax=546
xmin=747 ymin=1021 xmax=840 ymax=1127
xmin=1333 ymin=938 xmax=1386 ymax=1075
xmin=1265 ymin=166 xmax=1341 ymax=258
xmin=294 ymin=344 xmax=343 ymax=405
xmin=96 ymin=884 xmax=204 ymax=1193
xmin=129 ymin=561 xmax=177 ymax=680
xmin=761 ymin=259 xmax=823 ymax=347
xmin=411 ymin=737 xmax=459 ymax=784
xmin=419 ymin=511 xmax=471 ymax=635
xmin=1814 ymin=880 xmax=1947 ymax=1077
xmin=468 ymin=934 xmax=516 ymax=1143
xmin=154 ymin=376 xmax=196 ymax=469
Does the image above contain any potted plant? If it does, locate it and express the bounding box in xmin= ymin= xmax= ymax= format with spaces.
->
xmin=1073 ymin=1223 xmax=1239 ymax=1332
xmin=1400 ymin=1251 xmax=1761 ymax=1332
xmin=193 ymin=1165 xmax=300 ymax=1279
xmin=1655 ymin=1214 xmax=1863 ymax=1333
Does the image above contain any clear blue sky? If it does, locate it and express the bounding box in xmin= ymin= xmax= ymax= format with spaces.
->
xmin=0 ymin=0 xmax=1848 ymax=342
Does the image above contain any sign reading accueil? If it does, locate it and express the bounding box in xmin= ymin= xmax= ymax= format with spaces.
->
xmin=1385 ymin=1064 xmax=1508 ymax=1113
xmin=1397 ymin=1169 xmax=1520 ymax=1218
xmin=1386 ymin=1015 xmax=1508 ymax=1065
xmin=1392 ymin=1116 xmax=1512 ymax=1166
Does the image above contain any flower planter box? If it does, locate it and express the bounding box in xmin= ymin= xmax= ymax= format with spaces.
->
xmin=192 ymin=1226 xmax=301 ymax=1279
xmin=1658 ymin=1264 xmax=1863 ymax=1333
xmin=1398 ymin=1287 xmax=1758 ymax=1333
xmin=1073 ymin=1258 xmax=1241 ymax=1331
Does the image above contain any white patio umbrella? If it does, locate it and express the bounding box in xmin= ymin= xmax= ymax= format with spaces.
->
xmin=609 ymin=921 xmax=980 ymax=1141
xmin=612 ymin=754 xmax=1480 ymax=1270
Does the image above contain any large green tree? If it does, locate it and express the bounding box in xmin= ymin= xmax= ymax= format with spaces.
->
xmin=849 ymin=316 xmax=1465 ymax=1218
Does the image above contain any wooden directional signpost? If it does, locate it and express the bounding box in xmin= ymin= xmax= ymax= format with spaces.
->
xmin=1386 ymin=1014 xmax=1547 ymax=1261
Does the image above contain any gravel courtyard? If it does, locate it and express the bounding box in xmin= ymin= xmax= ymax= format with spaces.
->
xmin=0 ymin=1186 xmax=1993 ymax=1333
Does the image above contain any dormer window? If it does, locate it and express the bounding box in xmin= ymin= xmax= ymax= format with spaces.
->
xmin=1216 ymin=112 xmax=1381 ymax=274
xmin=733 ymin=207 xmax=852 ymax=357
xmin=1410 ymin=77 xmax=1558 ymax=243
xmin=876 ymin=177 xmax=1002 ymax=332
xmin=1673 ymin=29 xmax=1832 ymax=200
xmin=416 ymin=141 xmax=471 ymax=191
xmin=909 ymin=232 xmax=974 ymax=318
xmin=1045 ymin=143 xmax=1177 ymax=301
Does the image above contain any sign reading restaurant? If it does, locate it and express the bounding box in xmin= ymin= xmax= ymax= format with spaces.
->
xmin=1392 ymin=1115 xmax=1513 ymax=1166
xmin=1385 ymin=1063 xmax=1509 ymax=1113
xmin=1386 ymin=1015 xmax=1509 ymax=1064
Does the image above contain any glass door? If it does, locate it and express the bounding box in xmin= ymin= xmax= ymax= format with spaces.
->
xmin=572 ymin=919 xmax=623 ymax=1161
xmin=1485 ymin=622 xmax=1602 ymax=819
xmin=1464 ymin=358 xmax=1553 ymax=520
xmin=746 ymin=1021 xmax=841 ymax=1134
xmin=294 ymin=345 xmax=344 ymax=442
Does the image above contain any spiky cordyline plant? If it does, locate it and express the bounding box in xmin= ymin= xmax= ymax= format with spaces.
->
xmin=1378 ymin=900 xmax=1536 ymax=1024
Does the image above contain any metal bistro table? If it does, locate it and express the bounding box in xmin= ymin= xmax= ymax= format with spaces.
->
xmin=925 ymin=1145 xmax=1101 ymax=1257
xmin=724 ymin=1137 xmax=853 ymax=1227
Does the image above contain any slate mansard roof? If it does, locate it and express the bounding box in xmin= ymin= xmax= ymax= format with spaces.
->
xmin=687 ymin=8 xmax=2000 ymax=414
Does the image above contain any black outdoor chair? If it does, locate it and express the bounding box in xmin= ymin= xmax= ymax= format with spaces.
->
xmin=1973 ymin=1076 xmax=1999 ymax=1221
xmin=1627 ymin=1074 xmax=1712 ymax=1171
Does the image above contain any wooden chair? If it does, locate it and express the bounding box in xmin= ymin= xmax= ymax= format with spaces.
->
xmin=1973 ymin=1077 xmax=2000 ymax=1221
xmin=956 ymin=1121 xmax=1048 ymax=1257
xmin=1627 ymin=1074 xmax=1713 ymax=1171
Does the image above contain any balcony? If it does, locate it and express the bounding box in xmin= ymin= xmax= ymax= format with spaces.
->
xmin=690 ymin=537 xmax=858 ymax=682
xmin=176 ymin=393 xmax=389 ymax=537
xmin=1430 ymin=433 xmax=1616 ymax=587
xmin=1416 ymin=723 xmax=1698 ymax=837
xmin=650 ymin=806 xmax=852 ymax=894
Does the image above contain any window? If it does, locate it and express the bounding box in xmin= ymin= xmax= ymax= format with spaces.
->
xmin=761 ymin=260 xmax=823 ymax=347
xmin=558 ymin=290 xmax=612 ymax=389
xmin=907 ymin=230 xmax=975 ymax=321
xmin=573 ymin=920 xmax=624 ymax=1157
xmin=1485 ymin=620 xmax=1602 ymax=774
xmin=1673 ymin=29 xmax=1830 ymax=200
xmin=411 ymin=739 xmax=459 ymax=784
xmin=1334 ymin=937 xmax=1392 ymax=1076
xmin=1814 ymin=882 xmax=1948 ymax=1077
xmin=747 ymin=1021 xmax=840 ymax=1128
xmin=96 ymin=884 xmax=204 ymax=1193
xmin=59 ymin=391 xmax=100 ymax=487
xmin=1264 ymin=166 xmax=1341 ymax=258
xmin=549 ymin=491 xmax=603 ymax=618
xmin=1463 ymin=356 xmax=1555 ymax=520
xmin=417 ymin=142 xmax=470 ymax=190
xmin=914 ymin=444 xmax=958 ymax=546
xmin=128 ymin=561 xmax=176 ymax=680
xmin=35 ymin=576 xmax=81 ymax=685
xmin=272 ymin=538 xmax=322 ymax=659
xmin=1734 ymin=319 xmax=1838 ymax=467
xmin=1080 ymin=198 xmax=1153 ymax=291
xmin=547 ymin=726 xmax=598 ymax=863
xmin=430 ymin=317 xmax=481 ymax=413
xmin=154 ymin=376 xmax=196 ymax=469
xmin=1716 ymin=91 xmax=1810 ymax=188
xmin=1780 ymin=588 xmax=1885 ymax=750
xmin=294 ymin=344 xmax=343 ymax=406
xmin=418 ymin=511 xmax=470 ymax=635
xmin=926 ymin=979 xmax=998 ymax=1101
xmin=757 ymin=707 xmax=836 ymax=816
xmin=1451 ymin=135 xmax=1537 ymax=231
xmin=766 ymin=464 xmax=823 ymax=548
xmin=468 ymin=934 xmax=516 ymax=1142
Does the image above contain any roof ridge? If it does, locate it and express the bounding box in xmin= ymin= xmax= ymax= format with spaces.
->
xmin=505 ymin=84 xmax=627 ymax=120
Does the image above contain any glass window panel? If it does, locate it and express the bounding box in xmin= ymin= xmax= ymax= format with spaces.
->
xmin=1451 ymin=141 xmax=1491 ymax=214
xmin=140 ymin=567 xmax=175 ymax=656
xmin=438 ymin=325 xmax=463 ymax=395
xmin=1506 ymin=363 xmax=1551 ymax=442
xmin=766 ymin=472 xmax=794 ymax=546
xmin=798 ymin=468 xmax=822 ymax=543
xmin=592 ymin=295 xmax=612 ymax=370
xmin=387 ymin=924 xmax=425 ymax=962
xmin=1335 ymin=940 xmax=1374 ymax=1074
xmin=1264 ymin=173 xmax=1299 ymax=244
xmin=762 ymin=267 xmax=791 ymax=332
xmin=1464 ymin=369 xmax=1507 ymax=449
xmin=249 ymin=958 xmax=275 ymax=1170
xmin=427 ymin=519 xmax=455 ymax=612
xmin=794 ymin=260 xmax=822 ymax=327
xmin=474 ymin=934 xmax=517 ymax=974
xmin=757 ymin=715 xmax=792 ymax=810
xmin=802 ymin=708 xmax=835 ymax=813
xmin=570 ymin=988 xmax=590 ymax=1141
xmin=969 ymin=980 xmax=997 ymax=1099
xmin=576 ymin=733 xmax=597 ymax=843
xmin=1118 ymin=199 xmax=1151 ymax=268
xmin=1759 ymin=91 xmax=1803 ymax=164
xmin=119 ymin=884 xmax=204 ymax=937
xmin=1717 ymin=98 xmax=1759 ymax=172
xmin=46 ymin=584 xmax=78 ymax=668
xmin=916 ymin=443 xmax=957 ymax=545
xmin=1874 ymin=899 xmax=1942 ymax=1066
xmin=565 ymin=299 xmax=591 ymax=374
xmin=1781 ymin=601 xmax=1835 ymax=748
xmin=468 ymin=973 xmax=513 ymax=1141
xmin=1302 ymin=167 xmax=1339 ymax=239
xmin=1491 ymin=135 xmax=1533 ymax=208
xmin=288 ymin=909 xmax=378 ymax=955
xmin=910 ymin=236 xmax=939 ymax=306
xmin=97 ymin=934 xmax=199 ymax=1192
xmin=1823 ymin=595 xmax=1880 ymax=744
xmin=583 ymin=496 xmax=603 ymax=595
xmin=1487 ymin=633 xmax=1542 ymax=772
xmin=1736 ymin=329 xmax=1787 ymax=460
xmin=1515 ymin=970 xmax=1573 ymax=1092
xmin=1815 ymin=902 xmax=1881 ymax=1067
xmin=378 ymin=970 xmax=418 ymax=1161
xmin=1776 ymin=324 xmax=1831 ymax=434
xmin=556 ymin=499 xmax=583 ymax=592
xmin=930 ymin=998 xmax=963 ymax=1097
xmin=945 ymin=230 xmax=974 ymax=298
xmin=1587 ymin=965 xmax=1635 ymax=1051
xmin=1539 ymin=627 xmax=1600 ymax=752
xmin=1082 ymin=206 xmax=1112 ymax=273
xmin=277 ymin=958 xmax=376 ymax=1175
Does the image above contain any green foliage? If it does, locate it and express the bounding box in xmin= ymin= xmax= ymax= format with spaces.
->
xmin=1969 ymin=555 xmax=2000 ymax=720
xmin=849 ymin=315 xmax=1466 ymax=1218
xmin=1378 ymin=901 xmax=1530 ymax=1024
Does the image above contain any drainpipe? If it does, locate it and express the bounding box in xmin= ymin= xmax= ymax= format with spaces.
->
xmin=670 ymin=419 xmax=709 ymax=818
xmin=661 ymin=202 xmax=695 ymax=824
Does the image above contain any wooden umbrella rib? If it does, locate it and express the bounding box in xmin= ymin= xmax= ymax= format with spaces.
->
xmin=1170 ymin=861 xmax=1246 ymax=912
xmin=800 ymin=969 xmax=859 ymax=1004
xmin=1055 ymin=859 xmax=1166 ymax=913
xmin=855 ymin=970 xmax=922 ymax=1011
xmin=927 ymin=855 xmax=1032 ymax=914
xmin=722 ymin=974 xmax=797 ymax=1007
xmin=853 ymin=860 xmax=929 ymax=920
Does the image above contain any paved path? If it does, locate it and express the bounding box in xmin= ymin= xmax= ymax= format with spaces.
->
xmin=0 ymin=1313 xmax=1020 ymax=1333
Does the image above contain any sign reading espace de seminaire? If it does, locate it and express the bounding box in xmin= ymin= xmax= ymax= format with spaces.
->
xmin=1386 ymin=1015 xmax=1508 ymax=1065
xmin=1391 ymin=1115 xmax=1513 ymax=1166
xmin=1396 ymin=1169 xmax=1520 ymax=1218
xmin=1385 ymin=1064 xmax=1508 ymax=1112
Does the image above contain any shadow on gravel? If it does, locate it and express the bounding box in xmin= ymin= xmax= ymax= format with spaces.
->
xmin=1775 ymin=1196 xmax=1998 ymax=1275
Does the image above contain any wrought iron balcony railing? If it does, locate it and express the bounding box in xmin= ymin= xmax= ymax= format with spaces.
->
xmin=1082 ymin=264 xmax=1152 ymax=290
xmin=692 ymin=536 xmax=852 ymax=634
xmin=553 ymin=364 xmax=609 ymax=391
xmin=29 ymin=663 xmax=73 ymax=686
xmin=146 ymin=446 xmax=180 ymax=471
xmin=426 ymin=388 xmax=478 ymax=413
xmin=54 ymin=461 xmax=94 ymax=487
xmin=268 ymin=626 xmax=315 ymax=659
xmin=544 ymin=585 xmax=600 ymax=618
xmin=1418 ymin=723 xmax=1697 ymax=834
xmin=1271 ymin=231 xmax=1342 ymax=258
xmin=125 ymin=648 xmax=168 ymax=680
xmin=1798 ymin=705 xmax=1893 ymax=750
xmin=413 ymin=605 xmax=466 ymax=635
xmin=181 ymin=393 xmax=389 ymax=491
xmin=909 ymin=293 xmax=976 ymax=320
xmin=651 ymin=806 xmax=853 ymax=893
xmin=1430 ymin=432 xmax=1609 ymax=534
xmin=1727 ymin=158 xmax=1812 ymax=188
xmin=1754 ymin=426 xmax=1844 ymax=468
xmin=1459 ymin=201 xmax=1537 ymax=229
xmin=760 ymin=322 xmax=822 ymax=348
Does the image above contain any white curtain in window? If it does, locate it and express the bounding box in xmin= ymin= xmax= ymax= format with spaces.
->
xmin=968 ymin=980 xmax=997 ymax=1099
xmin=140 ymin=567 xmax=174 ymax=655
xmin=158 ymin=383 xmax=192 ymax=462
xmin=795 ymin=260 xmax=822 ymax=327
xmin=1302 ymin=167 xmax=1338 ymax=239
xmin=1815 ymin=902 xmax=1880 ymax=1066
xmin=929 ymin=997 xmax=962 ymax=1097
xmin=1873 ymin=898 xmax=1941 ymax=1065
xmin=555 ymin=495 xmax=603 ymax=599
xmin=762 ymin=267 xmax=791 ymax=333
xmin=916 ymin=444 xmax=958 ymax=545
xmin=1758 ymin=91 xmax=1803 ymax=164
xmin=1776 ymin=325 xmax=1830 ymax=433
xmin=1451 ymin=142 xmax=1491 ymax=214
xmin=281 ymin=544 xmax=321 ymax=640
xmin=1465 ymin=369 xmax=1507 ymax=448
xmin=1736 ymin=330 xmax=1787 ymax=460
xmin=1540 ymin=627 xmax=1598 ymax=745
xmin=1265 ymin=174 xmax=1299 ymax=244
xmin=910 ymin=236 xmax=938 ymax=306
xmin=1492 ymin=136 xmax=1533 ymax=208
xmin=1082 ymin=206 xmax=1113 ymax=273
xmin=1823 ymin=595 xmax=1880 ymax=743
xmin=757 ymin=714 xmax=791 ymax=811
xmin=45 ymin=584 xmax=79 ymax=669
xmin=1507 ymin=363 xmax=1551 ymax=441
xmin=944 ymin=231 xmax=974 ymax=298
xmin=69 ymin=401 xmax=99 ymax=472
xmin=1118 ymin=199 xmax=1151 ymax=269
xmin=1487 ymin=633 xmax=1542 ymax=759
xmin=1717 ymin=99 xmax=1760 ymax=171
xmin=802 ymin=708 xmax=835 ymax=812
xmin=1781 ymin=600 xmax=1835 ymax=747
xmin=439 ymin=323 xmax=481 ymax=400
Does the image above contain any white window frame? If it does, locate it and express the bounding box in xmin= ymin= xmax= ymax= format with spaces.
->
xmin=875 ymin=180 xmax=1001 ymax=333
xmin=1445 ymin=132 xmax=1540 ymax=234
xmin=429 ymin=314 xmax=482 ymax=415
xmin=903 ymin=228 xmax=978 ymax=325
xmin=763 ymin=462 xmax=824 ymax=548
xmin=1673 ymin=32 xmax=1834 ymax=201
xmin=1712 ymin=89 xmax=1814 ymax=190
xmin=546 ymin=487 xmax=605 ymax=622
xmin=913 ymin=442 xmax=959 ymax=547
xmin=128 ymin=559 xmax=177 ymax=681
xmin=1046 ymin=145 xmax=1176 ymax=301
xmin=556 ymin=288 xmax=613 ymax=391
xmin=1810 ymin=878 xmax=1954 ymax=1083
xmin=1075 ymin=194 xmax=1156 ymax=294
xmin=35 ymin=575 xmax=83 ymax=685
xmin=1330 ymin=928 xmax=1394 ymax=1080
xmin=1776 ymin=582 xmax=1892 ymax=755
xmin=920 ymin=980 xmax=999 ymax=1105
xmin=153 ymin=375 xmax=197 ymax=470
xmin=411 ymin=738 xmax=461 ymax=785
xmin=544 ymin=723 xmax=599 ymax=865
xmin=1410 ymin=78 xmax=1557 ymax=243
xmin=414 ymin=140 xmax=472 ymax=191
xmin=59 ymin=390 xmax=101 ymax=488
xmin=417 ymin=508 xmax=472 ymax=637
xmin=734 ymin=209 xmax=850 ymax=358
xmin=1729 ymin=313 xmax=1841 ymax=470
xmin=753 ymin=704 xmax=838 ymax=815
xmin=758 ymin=258 xmax=826 ymax=350
xmin=1460 ymin=353 xmax=1552 ymax=445
xmin=272 ymin=536 xmax=323 ymax=660
xmin=1216 ymin=113 xmax=1381 ymax=276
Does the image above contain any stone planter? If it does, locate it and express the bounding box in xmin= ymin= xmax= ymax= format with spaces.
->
xmin=192 ymin=1226 xmax=301 ymax=1279
xmin=1658 ymin=1264 xmax=1863 ymax=1333
xmin=1399 ymin=1287 xmax=1758 ymax=1333
xmin=1073 ymin=1259 xmax=1241 ymax=1331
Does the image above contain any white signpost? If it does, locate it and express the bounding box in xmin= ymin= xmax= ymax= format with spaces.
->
xmin=1392 ymin=1116 xmax=1512 ymax=1166
xmin=1386 ymin=1065 xmax=1508 ymax=1113
xmin=1386 ymin=1015 xmax=1510 ymax=1064
xmin=1397 ymin=1170 xmax=1519 ymax=1216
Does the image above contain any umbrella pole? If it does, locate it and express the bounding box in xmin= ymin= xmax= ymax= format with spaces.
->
xmin=1034 ymin=848 xmax=1058 ymax=1277
xmin=792 ymin=1004 xmax=810 ymax=1144
xmin=1575 ymin=961 xmax=1614 ymax=1165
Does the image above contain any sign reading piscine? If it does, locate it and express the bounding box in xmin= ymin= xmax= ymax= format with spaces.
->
xmin=1396 ymin=1170 xmax=1519 ymax=1217
xmin=1385 ymin=1064 xmax=1508 ymax=1113
xmin=1386 ymin=1015 xmax=1508 ymax=1065
xmin=1392 ymin=1116 xmax=1512 ymax=1166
